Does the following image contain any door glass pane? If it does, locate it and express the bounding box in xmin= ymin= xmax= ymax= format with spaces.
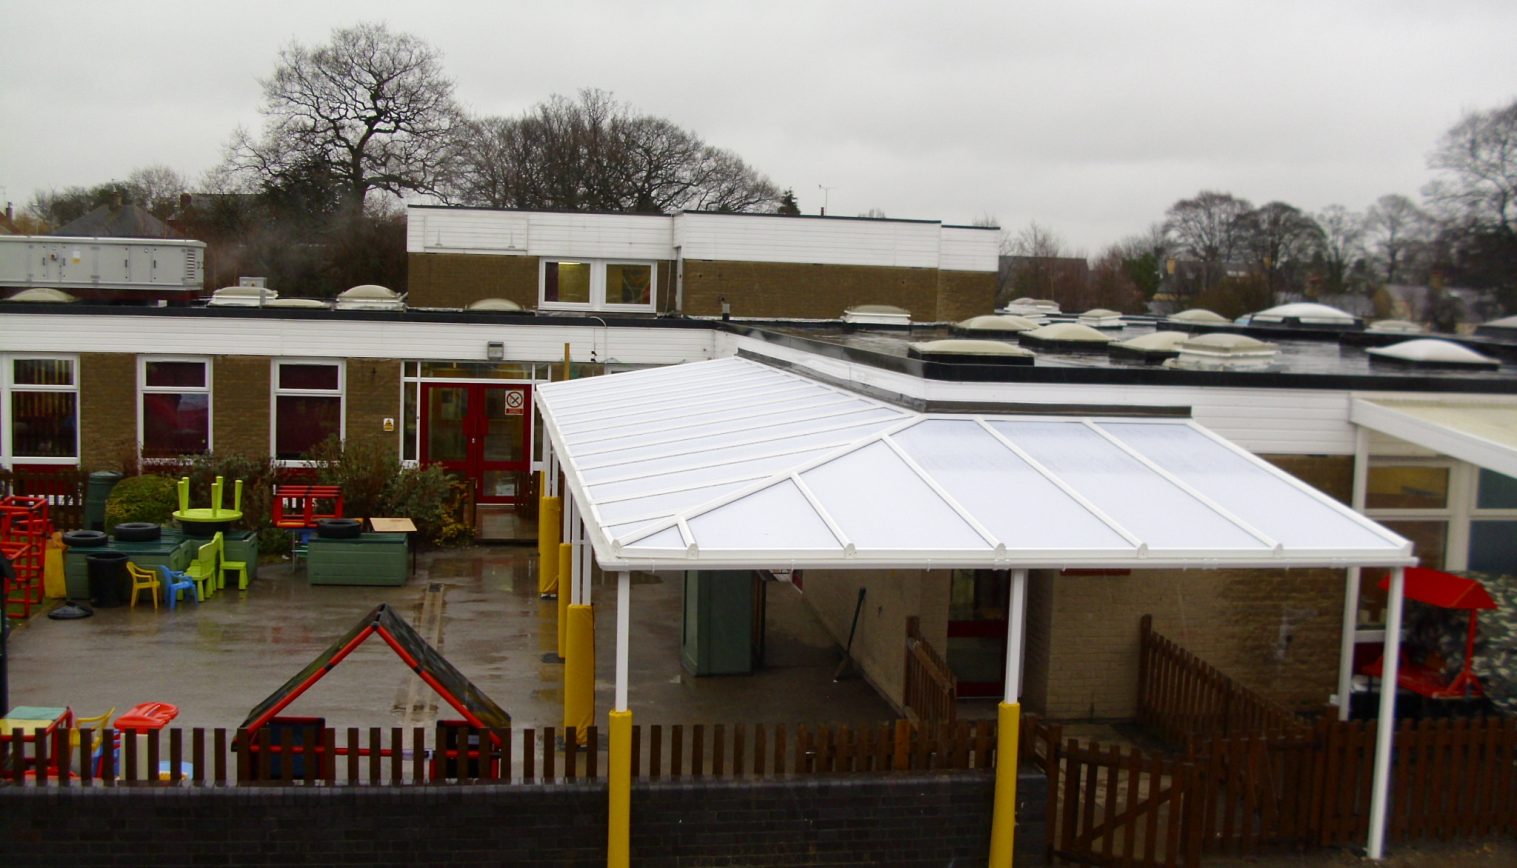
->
xmin=606 ymin=263 xmax=652 ymax=305
xmin=483 ymin=388 xmax=526 ymax=463
xmin=543 ymin=261 xmax=590 ymax=304
xmin=426 ymin=387 xmax=470 ymax=462
xmin=1469 ymin=520 xmax=1517 ymax=575
xmin=1366 ymin=465 xmax=1449 ymax=509
xmin=482 ymin=470 xmax=517 ymax=498
xmin=1477 ymin=469 xmax=1517 ymax=509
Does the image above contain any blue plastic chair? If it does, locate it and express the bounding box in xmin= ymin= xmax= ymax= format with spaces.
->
xmin=157 ymin=564 xmax=200 ymax=610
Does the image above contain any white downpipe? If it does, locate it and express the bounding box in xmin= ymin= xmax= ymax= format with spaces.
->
xmin=568 ymin=497 xmax=581 ymax=606
xmin=615 ymin=571 xmax=630 ymax=711
xmin=1004 ymin=569 xmax=1028 ymax=701
xmin=1367 ymin=565 xmax=1404 ymax=860
xmin=579 ymin=514 xmax=592 ymax=606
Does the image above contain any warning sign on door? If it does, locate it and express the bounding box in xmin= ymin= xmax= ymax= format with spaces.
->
xmin=504 ymin=390 xmax=526 ymax=415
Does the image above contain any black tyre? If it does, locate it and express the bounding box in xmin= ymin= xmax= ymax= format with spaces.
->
xmin=315 ymin=518 xmax=362 ymax=539
xmin=62 ymin=529 xmax=108 ymax=548
xmin=113 ymin=521 xmax=162 ymax=542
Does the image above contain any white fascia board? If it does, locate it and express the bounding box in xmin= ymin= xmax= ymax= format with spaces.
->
xmin=1351 ymin=397 xmax=1517 ymax=479
xmin=591 ymin=548 xmax=1418 ymax=573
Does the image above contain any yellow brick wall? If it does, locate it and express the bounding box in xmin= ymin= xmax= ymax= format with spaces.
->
xmin=345 ymin=360 xmax=402 ymax=459
xmin=407 ymin=253 xmax=542 ymax=309
xmin=682 ymin=260 xmax=944 ymax=320
xmin=78 ymin=353 xmax=136 ymax=470
xmin=800 ymin=569 xmax=951 ymax=712
xmin=935 ymin=269 xmax=998 ymax=322
xmin=211 ymin=356 xmax=270 ymax=459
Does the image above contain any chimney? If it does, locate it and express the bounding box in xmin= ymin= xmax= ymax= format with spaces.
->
xmin=4 ymin=202 xmax=12 ymax=222
xmin=180 ymin=192 xmax=192 ymax=211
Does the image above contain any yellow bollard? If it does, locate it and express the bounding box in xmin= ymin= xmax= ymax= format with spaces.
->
xmin=564 ymin=604 xmax=595 ymax=744
xmin=988 ymin=701 xmax=1021 ymax=867
xmin=557 ymin=543 xmax=572 ymax=659
xmin=538 ymin=490 xmax=562 ymax=597
xmin=608 ymin=708 xmax=632 ymax=868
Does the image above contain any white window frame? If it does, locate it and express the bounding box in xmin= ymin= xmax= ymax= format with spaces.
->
xmin=1364 ymin=457 xmax=1517 ymax=573
xmin=270 ymin=359 xmax=345 ymax=466
xmin=138 ymin=356 xmax=212 ymax=461
xmin=538 ymin=258 xmax=657 ymax=312
xmin=2 ymin=353 xmax=79 ymax=467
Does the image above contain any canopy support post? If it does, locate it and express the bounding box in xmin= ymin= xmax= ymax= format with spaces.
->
xmin=1367 ymin=565 xmax=1404 ymax=860
xmin=1339 ymin=425 xmax=1371 ymax=720
xmin=608 ymin=570 xmax=632 ymax=868
xmin=989 ymin=568 xmax=1028 ymax=867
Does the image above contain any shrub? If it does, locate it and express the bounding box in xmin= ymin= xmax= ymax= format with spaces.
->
xmin=103 ymin=475 xmax=180 ymax=531
xmin=384 ymin=465 xmax=473 ymax=547
xmin=307 ymin=435 xmax=399 ymax=521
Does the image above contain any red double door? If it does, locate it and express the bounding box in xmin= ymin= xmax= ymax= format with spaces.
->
xmin=420 ymin=384 xmax=532 ymax=505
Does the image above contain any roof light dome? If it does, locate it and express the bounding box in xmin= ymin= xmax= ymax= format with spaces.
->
xmin=1247 ymin=302 xmax=1360 ymax=327
xmin=1077 ymin=308 xmax=1126 ymax=329
xmin=4 ymin=287 xmax=76 ymax=303
xmin=1109 ymin=331 xmax=1189 ymax=363
xmin=336 ymin=284 xmax=406 ymax=310
xmin=1367 ymin=319 xmax=1424 ymax=334
xmin=1367 ymin=338 xmax=1500 ymax=370
xmin=466 ymin=297 xmax=527 ymax=312
xmin=1168 ymin=308 xmax=1230 ymax=325
xmin=842 ymin=304 xmax=910 ymax=326
xmin=954 ymin=314 xmax=1039 ymax=334
xmin=1017 ymin=322 xmax=1114 ymax=352
xmin=1165 ymin=333 xmax=1280 ymax=371
xmin=909 ymin=339 xmax=1035 ymax=365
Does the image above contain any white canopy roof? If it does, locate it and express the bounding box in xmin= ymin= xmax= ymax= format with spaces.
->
xmin=1352 ymin=397 xmax=1517 ymax=478
xmin=538 ymin=357 xmax=1413 ymax=571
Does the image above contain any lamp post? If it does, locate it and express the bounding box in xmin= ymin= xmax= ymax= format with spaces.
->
xmin=817 ymin=184 xmax=834 ymax=216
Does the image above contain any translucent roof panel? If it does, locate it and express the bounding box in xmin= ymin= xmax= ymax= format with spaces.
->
xmin=890 ymin=419 xmax=1134 ymax=551
xmin=987 ymin=420 xmax=1268 ymax=551
xmin=799 ymin=441 xmax=991 ymax=552
xmin=537 ymin=356 xmax=1413 ymax=569
xmin=1098 ymin=421 xmax=1398 ymax=551
xmin=675 ymin=479 xmax=842 ymax=552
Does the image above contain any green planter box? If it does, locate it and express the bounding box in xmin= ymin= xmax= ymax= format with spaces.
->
xmin=64 ymin=531 xmax=196 ymax=599
xmin=308 ymin=533 xmax=409 ymax=586
xmin=222 ymin=530 xmax=259 ymax=586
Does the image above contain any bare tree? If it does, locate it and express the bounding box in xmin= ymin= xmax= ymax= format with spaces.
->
xmin=1164 ymin=191 xmax=1254 ymax=293
xmin=449 ymin=89 xmax=778 ymax=213
xmin=1425 ymin=98 xmax=1517 ymax=236
xmin=1364 ymin=194 xmax=1429 ymax=285
xmin=224 ymin=22 xmax=460 ymax=212
xmin=1313 ymin=205 xmax=1368 ymax=295
xmin=1237 ymin=201 xmax=1322 ymax=296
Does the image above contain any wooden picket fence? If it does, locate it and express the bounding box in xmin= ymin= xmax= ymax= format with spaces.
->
xmin=1136 ymin=614 xmax=1308 ymax=748
xmin=1 ymin=719 xmax=998 ymax=788
xmin=1034 ymin=705 xmax=1517 ymax=865
xmin=903 ymin=615 xmax=957 ymax=726
xmin=0 ymin=468 xmax=87 ymax=532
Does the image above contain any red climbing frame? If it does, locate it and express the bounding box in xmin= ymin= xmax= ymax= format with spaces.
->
xmin=1 ymin=495 xmax=51 ymax=619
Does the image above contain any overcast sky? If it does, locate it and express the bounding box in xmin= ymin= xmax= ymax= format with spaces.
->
xmin=3 ymin=0 xmax=1516 ymax=253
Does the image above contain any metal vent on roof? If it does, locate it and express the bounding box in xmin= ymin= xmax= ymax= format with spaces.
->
xmin=1017 ymin=322 xmax=1114 ymax=352
xmin=908 ymin=339 xmax=1035 ymax=365
xmin=842 ymin=304 xmax=910 ymax=326
xmin=4 ymin=287 xmax=76 ymax=303
xmin=1165 ymin=333 xmax=1280 ymax=371
xmin=1367 ymin=339 xmax=1500 ymax=370
xmin=953 ymin=314 xmax=1039 ymax=335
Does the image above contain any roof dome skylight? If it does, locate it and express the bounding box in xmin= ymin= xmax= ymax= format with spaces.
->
xmin=1367 ymin=339 xmax=1499 ymax=370
xmin=1168 ymin=308 xmax=1229 ymax=325
xmin=1247 ymin=302 xmax=1358 ymax=325
xmin=909 ymin=339 xmax=1035 ymax=365
xmin=1367 ymin=319 xmax=1424 ymax=333
xmin=955 ymin=314 xmax=1039 ymax=334
xmin=4 ymin=287 xmax=76 ymax=303
xmin=842 ymin=304 xmax=910 ymax=326
xmin=466 ymin=298 xmax=526 ymax=312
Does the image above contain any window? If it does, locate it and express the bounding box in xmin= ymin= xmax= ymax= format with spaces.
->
xmin=272 ymin=361 xmax=343 ymax=461
xmin=5 ymin=356 xmax=78 ymax=463
xmin=539 ymin=259 xmax=656 ymax=311
xmin=140 ymin=358 xmax=210 ymax=459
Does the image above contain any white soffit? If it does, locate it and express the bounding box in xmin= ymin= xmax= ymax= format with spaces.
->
xmin=538 ymin=357 xmax=1413 ymax=571
xmin=1352 ymin=398 xmax=1517 ymax=479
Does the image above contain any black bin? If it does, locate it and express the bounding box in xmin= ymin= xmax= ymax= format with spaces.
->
xmin=86 ymin=551 xmax=130 ymax=607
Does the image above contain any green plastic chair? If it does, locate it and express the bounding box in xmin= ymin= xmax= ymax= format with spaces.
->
xmin=217 ymin=532 xmax=248 ymax=591
xmin=183 ymin=536 xmax=219 ymax=600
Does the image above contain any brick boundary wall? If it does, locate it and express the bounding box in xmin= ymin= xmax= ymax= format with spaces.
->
xmin=0 ymin=771 xmax=1044 ymax=866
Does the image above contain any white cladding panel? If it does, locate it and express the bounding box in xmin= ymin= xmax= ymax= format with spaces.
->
xmin=524 ymin=212 xmax=673 ymax=261
xmin=674 ymin=213 xmax=942 ymax=269
xmin=407 ymin=209 xmax=531 ymax=254
xmin=0 ymin=314 xmax=715 ymax=366
xmin=939 ymin=226 xmax=1000 ymax=273
xmin=406 ymin=208 xmax=673 ymax=260
xmin=723 ymin=332 xmax=1362 ymax=456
